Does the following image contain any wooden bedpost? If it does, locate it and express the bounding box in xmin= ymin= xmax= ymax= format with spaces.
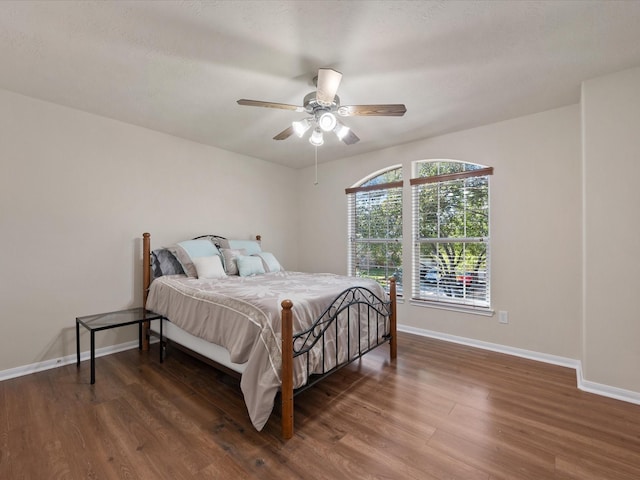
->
xmin=281 ymin=299 xmax=294 ymax=440
xmin=389 ymin=277 xmax=397 ymax=360
xmin=142 ymin=232 xmax=151 ymax=351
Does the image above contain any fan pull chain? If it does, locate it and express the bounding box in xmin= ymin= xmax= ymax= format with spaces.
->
xmin=314 ymin=145 xmax=319 ymax=185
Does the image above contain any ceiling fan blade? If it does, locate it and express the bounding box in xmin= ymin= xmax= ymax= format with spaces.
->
xmin=316 ymin=68 xmax=342 ymax=105
xmin=340 ymin=129 xmax=360 ymax=145
xmin=273 ymin=125 xmax=294 ymax=141
xmin=338 ymin=104 xmax=407 ymax=117
xmin=237 ymin=99 xmax=304 ymax=112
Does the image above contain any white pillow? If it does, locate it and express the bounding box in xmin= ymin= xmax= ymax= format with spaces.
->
xmin=192 ymin=255 xmax=227 ymax=279
xmin=170 ymin=239 xmax=221 ymax=278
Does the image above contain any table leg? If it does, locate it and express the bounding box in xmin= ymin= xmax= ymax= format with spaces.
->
xmin=90 ymin=330 xmax=96 ymax=385
xmin=138 ymin=321 xmax=142 ymax=350
xmin=76 ymin=320 xmax=80 ymax=367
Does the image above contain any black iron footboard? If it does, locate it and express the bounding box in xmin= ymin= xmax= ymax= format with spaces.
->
xmin=291 ymin=286 xmax=393 ymax=396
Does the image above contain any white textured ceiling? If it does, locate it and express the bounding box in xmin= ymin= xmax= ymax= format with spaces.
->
xmin=2 ymin=1 xmax=640 ymax=168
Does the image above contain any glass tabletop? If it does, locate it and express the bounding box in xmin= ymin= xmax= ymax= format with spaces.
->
xmin=76 ymin=307 xmax=162 ymax=330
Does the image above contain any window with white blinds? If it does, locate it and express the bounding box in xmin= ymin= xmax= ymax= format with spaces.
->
xmin=346 ymin=167 xmax=403 ymax=293
xmin=411 ymin=161 xmax=492 ymax=309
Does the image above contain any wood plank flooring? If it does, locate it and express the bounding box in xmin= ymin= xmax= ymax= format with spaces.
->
xmin=1 ymin=332 xmax=639 ymax=479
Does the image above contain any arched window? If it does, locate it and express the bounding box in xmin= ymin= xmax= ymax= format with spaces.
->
xmin=346 ymin=166 xmax=403 ymax=292
xmin=411 ymin=160 xmax=492 ymax=309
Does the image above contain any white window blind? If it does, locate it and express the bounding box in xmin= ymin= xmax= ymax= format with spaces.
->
xmin=346 ymin=169 xmax=403 ymax=293
xmin=411 ymin=162 xmax=492 ymax=309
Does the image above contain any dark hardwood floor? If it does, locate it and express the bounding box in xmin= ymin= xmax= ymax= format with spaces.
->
xmin=1 ymin=332 xmax=639 ymax=479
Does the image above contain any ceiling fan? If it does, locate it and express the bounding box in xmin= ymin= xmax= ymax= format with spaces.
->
xmin=237 ymin=68 xmax=407 ymax=146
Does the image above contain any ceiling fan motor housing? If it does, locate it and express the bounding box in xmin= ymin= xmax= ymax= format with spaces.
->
xmin=304 ymin=91 xmax=339 ymax=113
xmin=304 ymin=92 xmax=341 ymax=131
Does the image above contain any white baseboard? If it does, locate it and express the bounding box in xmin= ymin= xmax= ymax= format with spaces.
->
xmin=0 ymin=340 xmax=140 ymax=382
xmin=398 ymin=324 xmax=640 ymax=406
xmin=575 ymin=363 xmax=640 ymax=406
xmin=398 ymin=324 xmax=580 ymax=368
xmin=3 ymin=327 xmax=640 ymax=407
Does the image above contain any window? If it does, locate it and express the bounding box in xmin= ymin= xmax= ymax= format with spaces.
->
xmin=411 ymin=161 xmax=492 ymax=309
xmin=346 ymin=166 xmax=402 ymax=292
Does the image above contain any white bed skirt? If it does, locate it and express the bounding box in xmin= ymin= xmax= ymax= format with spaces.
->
xmin=150 ymin=320 xmax=246 ymax=374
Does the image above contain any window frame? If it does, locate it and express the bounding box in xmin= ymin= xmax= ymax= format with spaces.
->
xmin=410 ymin=160 xmax=493 ymax=313
xmin=346 ymin=166 xmax=403 ymax=294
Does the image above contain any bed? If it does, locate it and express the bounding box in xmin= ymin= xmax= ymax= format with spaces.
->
xmin=141 ymin=232 xmax=397 ymax=439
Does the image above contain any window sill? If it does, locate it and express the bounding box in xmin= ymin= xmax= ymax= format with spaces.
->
xmin=409 ymin=299 xmax=494 ymax=317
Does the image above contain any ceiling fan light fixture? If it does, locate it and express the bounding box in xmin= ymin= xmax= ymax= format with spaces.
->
xmin=334 ymin=122 xmax=351 ymax=141
xmin=309 ymin=128 xmax=324 ymax=146
xmin=292 ymin=118 xmax=311 ymax=137
xmin=237 ymin=68 xmax=405 ymax=149
xmin=318 ymin=111 xmax=337 ymax=132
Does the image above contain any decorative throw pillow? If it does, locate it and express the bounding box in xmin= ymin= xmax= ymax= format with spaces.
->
xmin=218 ymin=239 xmax=262 ymax=255
xmin=253 ymin=252 xmax=282 ymax=273
xmin=192 ymin=255 xmax=227 ymax=279
xmin=221 ymin=248 xmax=247 ymax=275
xmin=237 ymin=255 xmax=266 ymax=277
xmin=151 ymin=248 xmax=185 ymax=279
xmin=167 ymin=245 xmax=197 ymax=278
xmin=171 ymin=239 xmax=221 ymax=277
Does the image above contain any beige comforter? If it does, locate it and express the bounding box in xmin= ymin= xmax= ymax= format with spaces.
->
xmin=146 ymin=271 xmax=389 ymax=431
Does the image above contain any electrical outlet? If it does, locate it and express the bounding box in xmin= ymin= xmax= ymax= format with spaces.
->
xmin=498 ymin=311 xmax=509 ymax=324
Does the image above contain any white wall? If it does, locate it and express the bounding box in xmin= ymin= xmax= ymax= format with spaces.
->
xmin=297 ymin=105 xmax=583 ymax=361
xmin=582 ymin=67 xmax=640 ymax=392
xmin=4 ymin=66 xmax=639 ymax=398
xmin=0 ymin=89 xmax=298 ymax=372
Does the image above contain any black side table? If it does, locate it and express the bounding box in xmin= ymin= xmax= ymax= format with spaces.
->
xmin=76 ymin=307 xmax=163 ymax=384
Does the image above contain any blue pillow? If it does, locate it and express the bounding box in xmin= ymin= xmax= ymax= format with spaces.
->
xmin=177 ymin=239 xmax=220 ymax=258
xmin=228 ymin=239 xmax=262 ymax=255
xmin=237 ymin=255 xmax=266 ymax=277
xmin=173 ymin=239 xmax=221 ymax=278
